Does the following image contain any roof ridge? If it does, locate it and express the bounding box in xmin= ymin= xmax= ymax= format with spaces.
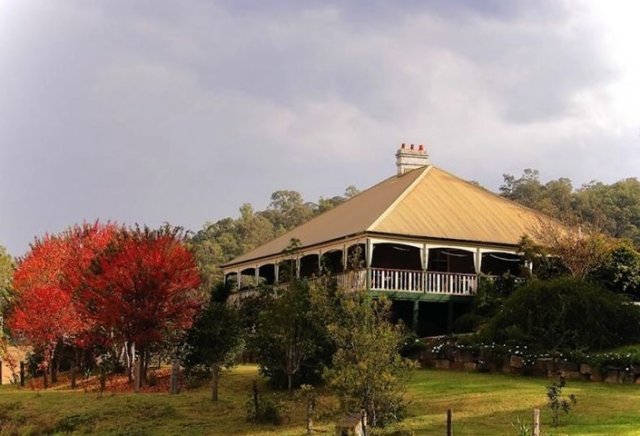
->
xmin=430 ymin=165 xmax=564 ymax=223
xmin=240 ymin=172 xmax=399 ymax=250
xmin=367 ymin=165 xmax=432 ymax=231
xmin=221 ymin=169 xmax=422 ymax=267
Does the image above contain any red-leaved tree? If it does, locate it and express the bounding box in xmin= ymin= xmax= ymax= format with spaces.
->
xmin=9 ymin=222 xmax=202 ymax=388
xmin=10 ymin=222 xmax=117 ymax=386
xmin=83 ymin=225 xmax=202 ymax=383
xmin=7 ymin=285 xmax=85 ymax=387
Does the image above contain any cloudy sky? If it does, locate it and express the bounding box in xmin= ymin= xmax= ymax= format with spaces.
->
xmin=1 ymin=0 xmax=639 ymax=256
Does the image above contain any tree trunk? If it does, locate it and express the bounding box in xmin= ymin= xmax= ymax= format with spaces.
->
xmin=70 ymin=361 xmax=76 ymax=389
xmin=211 ymin=365 xmax=219 ymax=401
xmin=138 ymin=348 xmax=148 ymax=387
xmin=49 ymin=357 xmax=57 ymax=384
xmin=127 ymin=342 xmax=133 ymax=382
xmin=143 ymin=348 xmax=150 ymax=384
xmin=43 ymin=370 xmax=48 ymax=390
xmin=287 ymin=373 xmax=292 ymax=393
xmin=53 ymin=356 xmax=61 ymax=384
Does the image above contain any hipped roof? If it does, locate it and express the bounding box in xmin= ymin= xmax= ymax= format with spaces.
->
xmin=223 ymin=165 xmax=556 ymax=267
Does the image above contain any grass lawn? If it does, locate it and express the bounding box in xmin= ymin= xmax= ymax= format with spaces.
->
xmin=1 ymin=365 xmax=640 ymax=435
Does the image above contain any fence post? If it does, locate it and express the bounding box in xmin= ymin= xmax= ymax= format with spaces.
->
xmin=447 ymin=408 xmax=453 ymax=436
xmin=533 ymin=408 xmax=540 ymax=436
xmin=133 ymin=359 xmax=141 ymax=393
xmin=170 ymin=359 xmax=180 ymax=394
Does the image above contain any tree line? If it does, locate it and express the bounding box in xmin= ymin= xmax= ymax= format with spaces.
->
xmin=500 ymin=169 xmax=640 ymax=245
xmin=189 ymin=186 xmax=359 ymax=289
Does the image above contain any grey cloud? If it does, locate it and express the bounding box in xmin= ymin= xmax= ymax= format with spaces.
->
xmin=0 ymin=0 xmax=633 ymax=256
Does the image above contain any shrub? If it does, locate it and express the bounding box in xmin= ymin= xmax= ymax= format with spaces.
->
xmin=245 ymin=380 xmax=283 ymax=425
xmin=54 ymin=413 xmax=97 ymax=433
xmin=250 ymin=279 xmax=335 ymax=390
xmin=485 ymin=277 xmax=640 ymax=351
xmin=547 ymin=378 xmax=577 ymax=427
xmin=324 ymin=292 xmax=414 ymax=428
xmin=400 ymin=332 xmax=427 ymax=358
xmin=452 ymin=313 xmax=485 ymax=334
xmin=590 ymin=243 xmax=640 ymax=300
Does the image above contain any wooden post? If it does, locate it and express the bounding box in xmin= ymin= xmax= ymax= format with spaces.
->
xmin=447 ymin=301 xmax=454 ymax=334
xmin=474 ymin=248 xmax=482 ymax=274
xmin=365 ymin=239 xmax=372 ymax=290
xmin=170 ymin=359 xmax=180 ymax=394
xmin=134 ymin=359 xmax=141 ymax=393
xmin=20 ymin=361 xmax=25 ymax=387
xmin=412 ymin=300 xmax=420 ymax=335
xmin=422 ymin=244 xmax=429 ymax=293
xmin=533 ymin=408 xmax=540 ymax=436
xmin=342 ymin=245 xmax=347 ymax=272
xmin=252 ymin=380 xmax=259 ymax=415
xmin=446 ymin=409 xmax=453 ymax=436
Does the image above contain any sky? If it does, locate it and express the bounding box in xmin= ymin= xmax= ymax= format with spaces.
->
xmin=1 ymin=0 xmax=639 ymax=257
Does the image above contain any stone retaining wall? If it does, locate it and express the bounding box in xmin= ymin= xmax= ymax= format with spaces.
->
xmin=420 ymin=348 xmax=640 ymax=384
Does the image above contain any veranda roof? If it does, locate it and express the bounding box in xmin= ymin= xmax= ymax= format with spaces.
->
xmin=223 ymin=165 xmax=557 ymax=267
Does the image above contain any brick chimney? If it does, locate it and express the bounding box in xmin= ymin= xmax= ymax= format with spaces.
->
xmin=395 ymin=143 xmax=430 ymax=175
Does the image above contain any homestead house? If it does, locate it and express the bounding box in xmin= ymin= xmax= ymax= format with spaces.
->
xmin=222 ymin=144 xmax=558 ymax=335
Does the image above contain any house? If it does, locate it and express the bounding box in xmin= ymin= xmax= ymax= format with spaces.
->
xmin=221 ymin=144 xmax=558 ymax=335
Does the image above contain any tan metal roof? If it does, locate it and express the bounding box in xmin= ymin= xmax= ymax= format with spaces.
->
xmin=224 ymin=167 xmax=425 ymax=266
xmin=371 ymin=166 xmax=554 ymax=245
xmin=223 ymin=165 xmax=557 ymax=268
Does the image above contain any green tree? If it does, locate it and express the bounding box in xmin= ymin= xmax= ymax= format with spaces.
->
xmin=190 ymin=205 xmax=275 ymax=288
xmin=574 ymin=178 xmax=640 ymax=245
xmin=485 ymin=277 xmax=640 ymax=350
xmin=262 ymin=190 xmax=314 ymax=232
xmin=590 ymin=241 xmax=640 ymax=300
xmin=189 ymin=186 xmax=359 ymax=289
xmin=500 ymin=169 xmax=545 ymax=209
xmin=182 ymin=283 xmax=243 ymax=401
xmin=0 ymin=245 xmax=15 ymax=329
xmin=251 ymin=279 xmax=330 ymax=391
xmin=324 ymin=290 xmax=415 ymax=427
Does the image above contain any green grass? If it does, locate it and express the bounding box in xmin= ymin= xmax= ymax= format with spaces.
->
xmin=1 ymin=366 xmax=640 ymax=435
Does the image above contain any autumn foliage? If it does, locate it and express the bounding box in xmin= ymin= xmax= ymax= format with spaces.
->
xmin=6 ymin=222 xmax=203 ymax=387
xmin=8 ymin=285 xmax=85 ymax=365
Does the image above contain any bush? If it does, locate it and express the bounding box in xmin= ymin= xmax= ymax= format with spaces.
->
xmin=473 ymin=274 xmax=523 ymax=319
xmin=250 ymin=279 xmax=335 ymax=390
xmin=400 ymin=332 xmax=426 ymax=358
xmin=324 ymin=293 xmax=414 ymax=428
xmin=484 ymin=277 xmax=640 ymax=351
xmin=54 ymin=413 xmax=97 ymax=433
xmin=245 ymin=381 xmax=283 ymax=425
xmin=590 ymin=243 xmax=640 ymax=300
xmin=452 ymin=313 xmax=485 ymax=334
xmin=183 ymin=365 xmax=210 ymax=389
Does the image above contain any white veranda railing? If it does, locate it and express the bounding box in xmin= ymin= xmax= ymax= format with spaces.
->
xmin=339 ymin=268 xmax=479 ymax=295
